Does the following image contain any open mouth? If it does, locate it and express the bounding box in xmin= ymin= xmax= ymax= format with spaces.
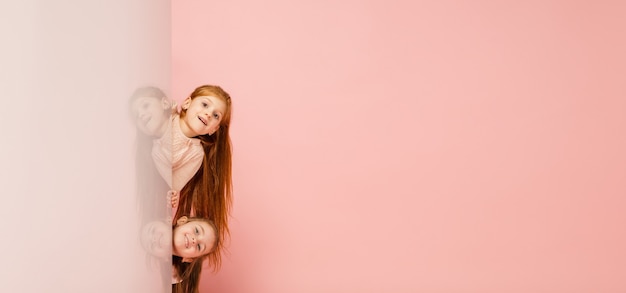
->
xmin=185 ymin=234 xmax=190 ymax=249
xmin=198 ymin=116 xmax=207 ymax=126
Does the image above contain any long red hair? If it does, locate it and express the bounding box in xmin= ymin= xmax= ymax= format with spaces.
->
xmin=174 ymin=84 xmax=233 ymax=271
xmin=172 ymin=256 xmax=206 ymax=293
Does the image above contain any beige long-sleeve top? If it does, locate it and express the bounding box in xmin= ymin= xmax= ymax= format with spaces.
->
xmin=152 ymin=114 xmax=204 ymax=192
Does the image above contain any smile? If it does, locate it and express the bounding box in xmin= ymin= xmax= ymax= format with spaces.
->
xmin=198 ymin=116 xmax=207 ymax=126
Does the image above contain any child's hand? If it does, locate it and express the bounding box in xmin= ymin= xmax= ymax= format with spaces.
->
xmin=167 ymin=190 xmax=179 ymax=209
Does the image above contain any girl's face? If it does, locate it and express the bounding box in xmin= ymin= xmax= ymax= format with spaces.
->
xmin=172 ymin=218 xmax=216 ymax=261
xmin=131 ymin=96 xmax=170 ymax=137
xmin=179 ymin=95 xmax=227 ymax=138
xmin=140 ymin=221 xmax=171 ymax=260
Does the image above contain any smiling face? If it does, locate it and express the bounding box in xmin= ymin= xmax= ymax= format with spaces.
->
xmin=130 ymin=96 xmax=170 ymax=137
xmin=179 ymin=95 xmax=227 ymax=138
xmin=140 ymin=220 xmax=172 ymax=259
xmin=172 ymin=217 xmax=217 ymax=262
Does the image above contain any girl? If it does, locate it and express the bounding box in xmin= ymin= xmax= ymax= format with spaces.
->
xmin=172 ymin=216 xmax=219 ymax=293
xmin=139 ymin=216 xmax=218 ymax=293
xmin=156 ymin=85 xmax=233 ymax=272
xmin=152 ymin=85 xmax=233 ymax=194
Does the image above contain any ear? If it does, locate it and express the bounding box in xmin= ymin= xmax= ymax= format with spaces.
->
xmin=182 ymin=257 xmax=194 ymax=263
xmin=176 ymin=216 xmax=188 ymax=227
xmin=182 ymin=97 xmax=192 ymax=110
xmin=160 ymin=97 xmax=170 ymax=110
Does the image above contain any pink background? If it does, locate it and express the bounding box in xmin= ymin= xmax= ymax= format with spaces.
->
xmin=173 ymin=1 xmax=626 ymax=292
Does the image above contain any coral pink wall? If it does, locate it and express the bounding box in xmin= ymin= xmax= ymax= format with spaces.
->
xmin=173 ymin=1 xmax=626 ymax=292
